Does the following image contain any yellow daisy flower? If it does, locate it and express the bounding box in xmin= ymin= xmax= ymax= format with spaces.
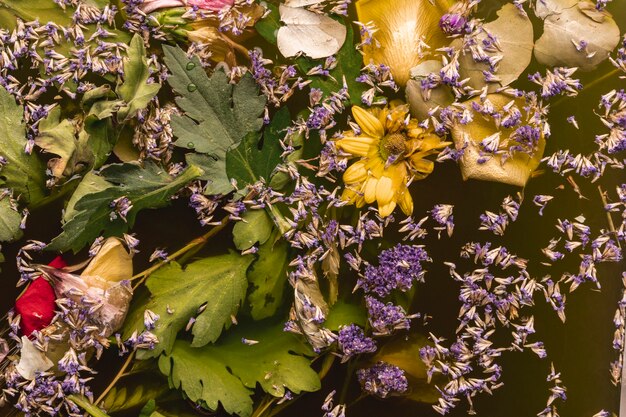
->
xmin=337 ymin=102 xmax=448 ymax=217
xmin=356 ymin=0 xmax=453 ymax=86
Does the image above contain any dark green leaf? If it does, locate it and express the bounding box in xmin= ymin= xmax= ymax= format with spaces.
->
xmin=185 ymin=153 xmax=233 ymax=195
xmin=163 ymin=45 xmax=266 ymax=156
xmin=158 ymin=323 xmax=320 ymax=417
xmin=123 ymin=253 xmax=253 ymax=358
xmin=296 ymin=23 xmax=365 ymax=106
xmin=254 ymin=3 xmax=280 ymax=44
xmin=48 ymin=161 xmax=203 ymax=253
xmin=0 ymin=87 xmax=47 ymax=205
xmin=324 ymin=300 xmax=367 ymax=330
xmin=0 ymin=195 xmax=22 ymax=242
xmin=247 ymin=237 xmax=288 ymax=320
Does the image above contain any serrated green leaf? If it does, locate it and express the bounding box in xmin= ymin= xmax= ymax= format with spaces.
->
xmin=123 ymin=253 xmax=253 ymax=358
xmin=0 ymin=87 xmax=47 ymax=205
xmin=48 ymin=161 xmax=203 ymax=253
xmin=232 ymin=209 xmax=273 ymax=251
xmin=296 ymin=23 xmax=365 ymax=106
xmin=102 ymin=373 xmax=170 ymax=414
xmin=117 ymin=35 xmax=161 ymax=121
xmin=0 ymin=195 xmax=22 ymax=242
xmin=163 ymin=45 xmax=266 ymax=157
xmin=255 ymin=3 xmax=279 ymax=44
xmin=158 ymin=323 xmax=320 ymax=417
xmin=185 ymin=153 xmax=233 ymax=195
xmin=226 ymin=107 xmax=287 ymax=188
xmin=247 ymin=237 xmax=288 ymax=320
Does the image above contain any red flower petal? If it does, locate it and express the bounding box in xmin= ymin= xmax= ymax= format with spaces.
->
xmin=15 ymin=257 xmax=65 ymax=336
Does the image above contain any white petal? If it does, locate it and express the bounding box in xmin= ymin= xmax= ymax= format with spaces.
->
xmin=277 ymin=5 xmax=346 ymax=59
xmin=16 ymin=336 xmax=53 ymax=380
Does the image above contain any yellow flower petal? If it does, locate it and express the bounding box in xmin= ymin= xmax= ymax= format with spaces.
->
xmin=336 ymin=136 xmax=377 ymax=156
xmin=356 ymin=0 xmax=451 ymax=86
xmin=375 ymin=175 xmax=395 ymax=206
xmin=398 ymin=189 xmax=414 ymax=215
xmin=353 ymin=106 xmax=385 ymax=138
xmin=81 ymin=238 xmax=133 ymax=282
xmin=363 ymin=177 xmax=378 ymax=203
xmin=343 ymin=160 xmax=368 ymax=183
xmin=378 ymin=201 xmax=397 ymax=217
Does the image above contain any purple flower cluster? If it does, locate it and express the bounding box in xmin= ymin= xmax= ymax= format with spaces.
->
xmin=365 ymin=297 xmax=413 ymax=336
xmin=357 ymin=361 xmax=408 ymax=398
xmin=357 ymin=244 xmax=430 ymax=297
xmin=337 ymin=324 xmax=376 ymax=361
xmin=439 ymin=13 xmax=467 ymax=36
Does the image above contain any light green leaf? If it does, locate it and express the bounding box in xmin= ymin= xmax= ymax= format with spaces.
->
xmin=254 ymin=3 xmax=279 ymax=44
xmin=158 ymin=323 xmax=320 ymax=417
xmin=247 ymin=237 xmax=288 ymax=320
xmin=63 ymin=171 xmax=110 ymax=223
xmin=102 ymin=373 xmax=170 ymax=414
xmin=163 ymin=45 xmax=266 ymax=156
xmin=0 ymin=194 xmax=22 ymax=242
xmin=226 ymin=107 xmax=288 ymax=188
xmin=48 ymin=161 xmax=203 ymax=253
xmin=232 ymin=209 xmax=273 ymax=251
xmin=35 ymin=108 xmax=85 ymax=179
xmin=0 ymin=87 xmax=47 ymax=205
xmin=117 ymin=35 xmax=161 ymax=121
xmin=124 ymin=253 xmax=253 ymax=358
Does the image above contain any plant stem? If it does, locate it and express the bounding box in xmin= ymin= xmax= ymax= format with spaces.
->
xmin=552 ymin=67 xmax=620 ymax=108
xmin=95 ymin=351 xmax=135 ymax=405
xmin=130 ymin=215 xmax=230 ymax=289
xmin=338 ymin=359 xmax=357 ymax=405
xmin=67 ymin=394 xmax=112 ymax=417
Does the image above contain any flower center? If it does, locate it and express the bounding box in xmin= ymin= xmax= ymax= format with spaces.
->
xmin=379 ymin=133 xmax=407 ymax=162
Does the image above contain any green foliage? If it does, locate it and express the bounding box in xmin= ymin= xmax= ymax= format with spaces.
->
xmin=0 ymin=196 xmax=23 ymax=242
xmin=102 ymin=372 xmax=170 ymax=414
xmin=247 ymin=236 xmax=289 ymax=320
xmin=164 ymin=46 xmax=265 ymax=155
xmin=158 ymin=323 xmax=320 ymax=417
xmin=0 ymin=87 xmax=47 ymax=205
xmin=254 ymin=3 xmax=279 ymax=44
xmin=124 ymin=253 xmax=254 ymax=358
xmin=324 ymin=300 xmax=367 ymax=330
xmin=232 ymin=209 xmax=273 ymax=251
xmin=48 ymin=161 xmax=203 ymax=253
xmin=117 ymin=35 xmax=161 ymax=121
xmin=226 ymin=106 xmax=289 ymax=188
xmin=296 ymin=24 xmax=365 ymax=106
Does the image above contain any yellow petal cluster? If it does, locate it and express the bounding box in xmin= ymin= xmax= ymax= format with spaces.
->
xmin=356 ymin=0 xmax=452 ymax=86
xmin=337 ymin=102 xmax=447 ymax=217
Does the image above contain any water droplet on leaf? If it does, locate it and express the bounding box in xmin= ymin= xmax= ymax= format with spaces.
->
xmin=187 ymin=142 xmax=195 ymax=149
xmin=187 ymin=84 xmax=197 ymax=92
xmin=186 ymin=62 xmax=196 ymax=70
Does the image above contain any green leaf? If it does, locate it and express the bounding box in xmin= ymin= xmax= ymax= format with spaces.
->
xmin=48 ymin=161 xmax=203 ymax=253
xmin=324 ymin=300 xmax=367 ymax=331
xmin=247 ymin=237 xmax=288 ymax=320
xmin=124 ymin=253 xmax=254 ymax=358
xmin=102 ymin=373 xmax=170 ymax=414
xmin=0 ymin=195 xmax=22 ymax=242
xmin=232 ymin=209 xmax=273 ymax=251
xmin=254 ymin=3 xmax=279 ymax=44
xmin=296 ymin=23 xmax=365 ymax=106
xmin=117 ymin=35 xmax=161 ymax=121
xmin=185 ymin=153 xmax=233 ymax=195
xmin=158 ymin=323 xmax=320 ymax=417
xmin=0 ymin=87 xmax=47 ymax=205
xmin=163 ymin=45 xmax=266 ymax=155
xmin=226 ymin=107 xmax=288 ymax=188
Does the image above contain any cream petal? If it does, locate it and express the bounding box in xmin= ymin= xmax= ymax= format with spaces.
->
xmin=353 ymin=106 xmax=385 ymax=138
xmin=376 ymin=175 xmax=395 ymax=206
xmin=356 ymin=0 xmax=451 ymax=86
